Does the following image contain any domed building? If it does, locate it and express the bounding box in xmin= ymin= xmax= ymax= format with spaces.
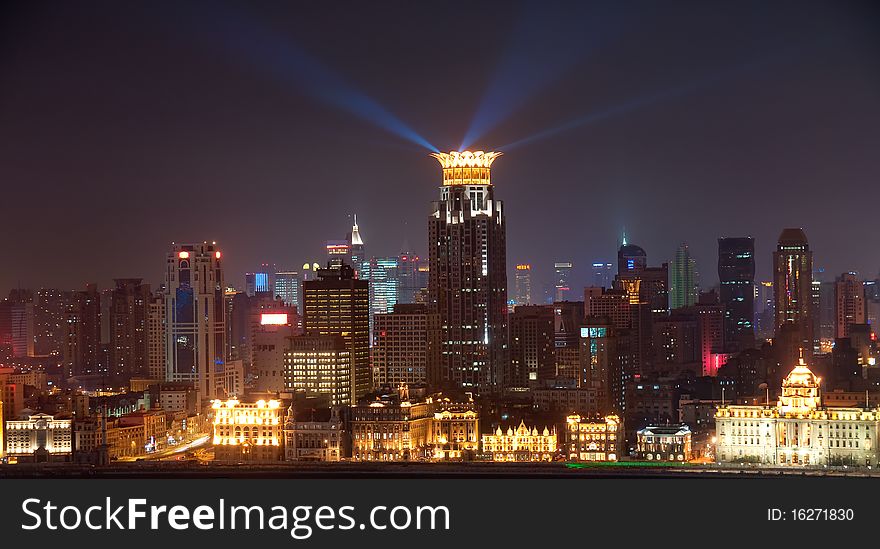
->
xmin=715 ymin=354 xmax=880 ymax=467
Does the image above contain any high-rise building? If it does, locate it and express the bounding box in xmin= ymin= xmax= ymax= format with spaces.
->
xmin=617 ymin=238 xmax=647 ymax=276
xmin=428 ymin=150 xmax=508 ymax=393
xmin=835 ymin=272 xmax=865 ymax=339
xmin=245 ymin=264 xmax=276 ymax=297
xmin=507 ymin=305 xmax=555 ymax=389
xmin=397 ymin=252 xmax=425 ymax=305
xmin=670 ymin=243 xmax=698 ymax=310
xmin=64 ymin=283 xmax=102 ymax=378
xmin=284 ymin=335 xmax=352 ymax=406
xmin=0 ymin=296 xmax=34 ymax=358
xmin=108 ymin=278 xmax=151 ymax=382
xmin=273 ymin=270 xmax=301 ymax=310
xmin=592 ymin=262 xmax=613 ymax=289
xmin=363 ymin=256 xmax=399 ymax=335
xmin=554 ymin=262 xmax=573 ymax=302
xmin=251 ymin=311 xmax=295 ymax=393
xmin=514 ymin=264 xmax=532 ymax=306
xmin=303 ymin=263 xmax=370 ymax=400
xmin=754 ymin=281 xmax=775 ymax=339
xmin=718 ymin=237 xmax=755 ymax=350
xmin=34 ymin=289 xmax=72 ymax=358
xmin=773 ymin=228 xmax=814 ymax=358
xmin=349 ymin=215 xmax=365 ymax=275
xmin=326 ymin=240 xmax=351 ymax=269
xmin=146 ymin=292 xmax=165 ymax=381
xmin=694 ymin=291 xmax=727 ymax=376
xmin=164 ymin=242 xmax=227 ymax=400
xmin=553 ymin=301 xmax=585 ymax=382
xmin=372 ymin=303 xmax=438 ymax=387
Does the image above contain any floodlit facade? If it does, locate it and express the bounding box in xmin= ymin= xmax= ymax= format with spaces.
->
xmin=5 ymin=413 xmax=73 ymax=461
xmin=636 ymin=425 xmax=692 ymax=462
xmin=716 ymin=356 xmax=880 ymax=466
xmin=565 ymin=414 xmax=622 ymax=462
xmin=211 ymin=398 xmax=283 ymax=462
xmin=481 ymin=421 xmax=557 ymax=462
xmin=283 ymin=406 xmax=344 ymax=462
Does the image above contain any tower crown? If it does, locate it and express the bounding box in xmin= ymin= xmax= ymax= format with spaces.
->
xmin=431 ymin=150 xmax=502 ymax=186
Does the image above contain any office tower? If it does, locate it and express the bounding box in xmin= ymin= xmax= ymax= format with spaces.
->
xmin=670 ymin=243 xmax=698 ymax=310
xmin=349 ymin=215 xmax=365 ymax=275
xmin=652 ymin=312 xmax=700 ymax=373
xmin=592 ymin=262 xmax=613 ymax=289
xmin=835 ymin=272 xmax=865 ymax=339
xmin=164 ymin=242 xmax=227 ymax=400
xmin=146 ymin=292 xmax=165 ymax=381
xmin=0 ymin=295 xmax=35 ymax=358
xmin=718 ymin=237 xmax=756 ymax=350
xmin=284 ymin=335 xmax=352 ymax=406
xmin=553 ymin=301 xmax=585 ymax=381
xmin=241 ymin=293 xmax=296 ymax=377
xmin=326 ymin=240 xmax=351 ymax=269
xmin=372 ymin=303 xmax=438 ymax=387
xmin=415 ymin=261 xmax=430 ymax=304
xmin=508 ymin=305 xmax=555 ymax=389
xmin=252 ymin=311 xmax=295 ymax=392
xmin=34 ymin=289 xmax=73 ymax=358
xmin=694 ymin=291 xmax=726 ymax=376
xmin=397 ymin=252 xmax=424 ymax=305
xmin=514 ymin=264 xmax=532 ymax=306
xmin=773 ymin=228 xmax=814 ymax=357
xmin=618 ymin=238 xmax=647 ymax=276
xmin=303 ymin=263 xmax=370 ymax=400
xmin=273 ymin=270 xmax=300 ymax=310
xmin=554 ymin=262 xmax=573 ymax=302
xmin=364 ymin=256 xmax=400 ymax=335
xmin=108 ymin=278 xmax=151 ymax=382
xmin=428 ymin=150 xmax=508 ymax=393
xmin=578 ymin=320 xmax=616 ymax=410
xmin=754 ymin=281 xmax=774 ymax=339
xmin=64 ymin=283 xmax=102 ymax=378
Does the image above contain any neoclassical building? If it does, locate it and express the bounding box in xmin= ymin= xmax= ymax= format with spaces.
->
xmin=481 ymin=421 xmax=557 ymax=462
xmin=716 ymin=357 xmax=880 ymax=466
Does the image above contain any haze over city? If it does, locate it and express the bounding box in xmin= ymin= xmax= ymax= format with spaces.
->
xmin=2 ymin=0 xmax=879 ymax=293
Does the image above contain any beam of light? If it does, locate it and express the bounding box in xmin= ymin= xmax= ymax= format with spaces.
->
xmin=176 ymin=3 xmax=437 ymax=152
xmin=460 ymin=2 xmax=633 ymax=151
xmin=500 ymin=49 xmax=799 ymax=151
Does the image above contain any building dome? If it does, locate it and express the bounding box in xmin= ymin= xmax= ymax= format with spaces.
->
xmin=782 ymin=360 xmax=820 ymax=389
xmin=618 ymin=244 xmax=646 ymax=257
xmin=777 ymin=228 xmax=808 ymax=246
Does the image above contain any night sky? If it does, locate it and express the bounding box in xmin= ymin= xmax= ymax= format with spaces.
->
xmin=2 ymin=0 xmax=879 ymax=296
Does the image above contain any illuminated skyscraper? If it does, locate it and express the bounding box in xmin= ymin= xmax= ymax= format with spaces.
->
xmin=508 ymin=305 xmax=555 ymax=389
xmin=718 ymin=237 xmax=755 ymax=350
xmin=617 ymin=238 xmax=647 ymax=276
xmin=363 ymin=256 xmax=399 ymax=336
xmin=514 ymin=264 xmax=532 ymax=306
xmin=108 ymin=278 xmax=151 ymax=382
xmin=273 ymin=270 xmax=300 ymax=309
xmin=428 ymin=150 xmax=508 ymax=393
xmin=349 ymin=215 xmax=365 ymax=275
xmin=303 ymin=263 xmax=370 ymax=400
xmin=670 ymin=243 xmax=698 ymax=310
xmin=835 ymin=272 xmax=865 ymax=339
xmin=397 ymin=252 xmax=425 ymax=305
xmin=554 ymin=262 xmax=573 ymax=302
xmin=326 ymin=240 xmax=351 ymax=269
xmin=64 ymin=283 xmax=102 ymax=378
xmin=773 ymin=228 xmax=814 ymax=359
xmin=164 ymin=242 xmax=227 ymax=400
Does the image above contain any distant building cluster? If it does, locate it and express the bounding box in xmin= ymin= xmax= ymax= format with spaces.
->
xmin=2 ymin=149 xmax=879 ymax=470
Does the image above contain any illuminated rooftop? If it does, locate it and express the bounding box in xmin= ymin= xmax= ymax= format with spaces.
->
xmin=431 ymin=150 xmax=502 ymax=169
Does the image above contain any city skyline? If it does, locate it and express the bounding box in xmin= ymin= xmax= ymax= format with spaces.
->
xmin=2 ymin=1 xmax=880 ymax=294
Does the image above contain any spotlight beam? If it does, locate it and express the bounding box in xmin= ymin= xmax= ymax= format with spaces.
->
xmin=178 ymin=3 xmax=437 ymax=152
xmin=501 ymin=49 xmax=798 ymax=151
